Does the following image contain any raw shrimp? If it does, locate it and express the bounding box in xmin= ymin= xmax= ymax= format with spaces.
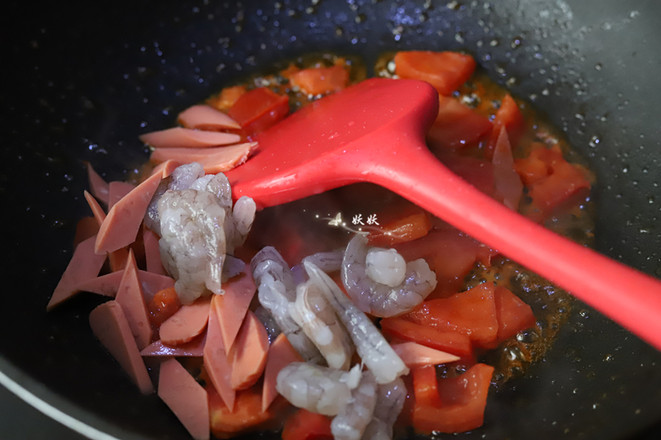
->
xmin=189 ymin=172 xmax=255 ymax=253
xmin=157 ymin=168 xmax=257 ymax=304
xmin=254 ymin=305 xmax=281 ymax=343
xmin=144 ymin=162 xmax=205 ymax=234
xmin=276 ymin=362 xmax=361 ymax=416
xmin=251 ymin=247 xmax=323 ymax=363
xmin=302 ymin=249 xmax=344 ymax=273
xmin=361 ymin=377 xmax=406 ymax=440
xmin=331 ymin=369 xmax=378 ymax=440
xmin=304 ymin=260 xmax=409 ymax=384
xmin=342 ymin=234 xmax=437 ymax=317
xmin=158 ymin=188 xmax=228 ymax=304
xmin=289 ymin=278 xmax=354 ymax=370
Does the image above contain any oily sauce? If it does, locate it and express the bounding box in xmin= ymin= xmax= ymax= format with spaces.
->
xmin=210 ymin=52 xmax=595 ymax=388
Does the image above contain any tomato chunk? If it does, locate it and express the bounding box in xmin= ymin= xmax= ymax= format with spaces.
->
xmin=515 ymin=144 xmax=591 ymax=220
xmin=395 ymin=228 xmax=494 ymax=297
xmin=282 ymin=409 xmax=333 ymax=440
xmin=427 ymin=95 xmax=492 ymax=150
xmin=380 ymin=317 xmax=474 ymax=359
xmin=367 ymin=209 xmax=432 ymax=247
xmin=412 ymin=363 xmax=494 ymax=434
xmin=148 ymin=286 xmax=181 ymax=329
xmin=208 ymin=385 xmax=282 ymax=439
xmin=494 ymin=285 xmax=536 ymax=343
xmin=394 ymin=51 xmax=476 ymax=96
xmin=289 ymin=65 xmax=349 ymax=96
xmin=227 ymin=87 xmax=289 ymax=137
xmin=401 ymin=283 xmax=499 ymax=349
xmin=486 ymin=94 xmax=524 ymax=158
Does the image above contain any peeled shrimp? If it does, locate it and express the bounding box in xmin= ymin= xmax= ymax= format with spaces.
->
xmin=361 ymin=377 xmax=406 ymax=440
xmin=158 ymin=188 xmax=228 ymax=304
xmin=189 ymin=172 xmax=255 ymax=253
xmin=331 ymin=369 xmax=378 ymax=440
xmin=302 ymin=249 xmax=344 ymax=273
xmin=342 ymin=234 xmax=437 ymax=317
xmin=304 ymin=260 xmax=409 ymax=384
xmin=144 ymin=162 xmax=205 ymax=234
xmin=289 ymin=279 xmax=354 ymax=370
xmin=157 ymin=168 xmax=257 ymax=304
xmin=276 ymin=362 xmax=360 ymax=416
xmin=251 ymin=247 xmax=323 ymax=363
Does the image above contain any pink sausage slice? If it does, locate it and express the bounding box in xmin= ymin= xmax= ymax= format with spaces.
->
xmin=83 ymin=190 xmax=106 ymax=225
xmin=203 ymin=299 xmax=236 ymax=411
xmin=178 ymin=104 xmax=241 ymax=130
xmin=140 ymin=126 xmax=241 ymax=149
xmin=160 ymin=296 xmax=211 ymax=346
xmin=95 ymin=170 xmax=162 ymax=255
xmin=261 ymin=333 xmax=302 ymax=412
xmin=391 ymin=341 xmax=460 ymax=368
xmin=150 ymin=142 xmax=257 ymax=175
xmin=107 ymin=181 xmax=135 ymax=210
xmin=75 ymin=270 xmax=123 ymax=298
xmin=89 ymin=300 xmax=154 ymax=394
xmin=158 ymin=358 xmax=210 ymax=440
xmin=141 ymin=334 xmax=206 ymax=357
xmin=47 ymin=234 xmax=107 ymax=310
xmin=142 ymin=227 xmax=167 ymax=275
xmin=115 ymin=250 xmax=152 ymax=350
xmin=138 ymin=270 xmax=175 ymax=303
xmin=86 ymin=162 xmax=109 ymax=205
xmin=211 ymin=267 xmax=257 ymax=354
xmin=229 ymin=310 xmax=269 ymax=390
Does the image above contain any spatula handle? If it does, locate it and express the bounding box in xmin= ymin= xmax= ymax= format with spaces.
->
xmin=369 ymin=143 xmax=661 ymax=351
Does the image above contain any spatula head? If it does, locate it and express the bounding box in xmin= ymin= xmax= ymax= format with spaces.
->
xmin=225 ymin=78 xmax=438 ymax=207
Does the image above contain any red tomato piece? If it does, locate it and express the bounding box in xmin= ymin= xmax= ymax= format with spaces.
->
xmin=367 ymin=209 xmax=432 ymax=247
xmin=395 ymin=228 xmax=494 ymax=297
xmin=427 ymin=95 xmax=493 ymax=150
xmin=289 ymin=65 xmax=349 ymax=96
xmin=401 ymin=283 xmax=499 ymax=349
xmin=412 ymin=365 xmax=443 ymax=407
xmin=208 ymin=385 xmax=282 ymax=439
xmin=515 ymin=144 xmax=592 ymax=220
xmin=282 ymin=409 xmax=333 ymax=440
xmin=380 ymin=317 xmax=474 ymax=359
xmin=486 ymin=94 xmax=524 ymax=158
xmin=412 ymin=363 xmax=494 ymax=434
xmin=494 ymin=285 xmax=536 ymax=343
xmin=227 ymin=87 xmax=289 ymax=137
xmin=147 ymin=286 xmax=181 ymax=329
xmin=439 ymin=153 xmax=496 ymax=198
xmin=394 ymin=51 xmax=476 ymax=96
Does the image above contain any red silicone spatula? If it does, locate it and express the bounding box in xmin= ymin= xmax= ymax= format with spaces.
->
xmin=225 ymin=78 xmax=661 ymax=350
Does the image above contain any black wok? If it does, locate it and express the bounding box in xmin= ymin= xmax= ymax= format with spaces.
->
xmin=2 ymin=0 xmax=661 ymax=438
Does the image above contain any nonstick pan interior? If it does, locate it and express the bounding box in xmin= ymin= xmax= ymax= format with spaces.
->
xmin=2 ymin=1 xmax=661 ymax=439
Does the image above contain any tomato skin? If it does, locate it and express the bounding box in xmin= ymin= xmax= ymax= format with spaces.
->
xmin=282 ymin=409 xmax=333 ymax=440
xmin=394 ymin=51 xmax=476 ymax=96
xmin=412 ymin=363 xmax=494 ymax=434
xmin=227 ymin=87 xmax=289 ymax=137
xmin=427 ymin=95 xmax=493 ymax=150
